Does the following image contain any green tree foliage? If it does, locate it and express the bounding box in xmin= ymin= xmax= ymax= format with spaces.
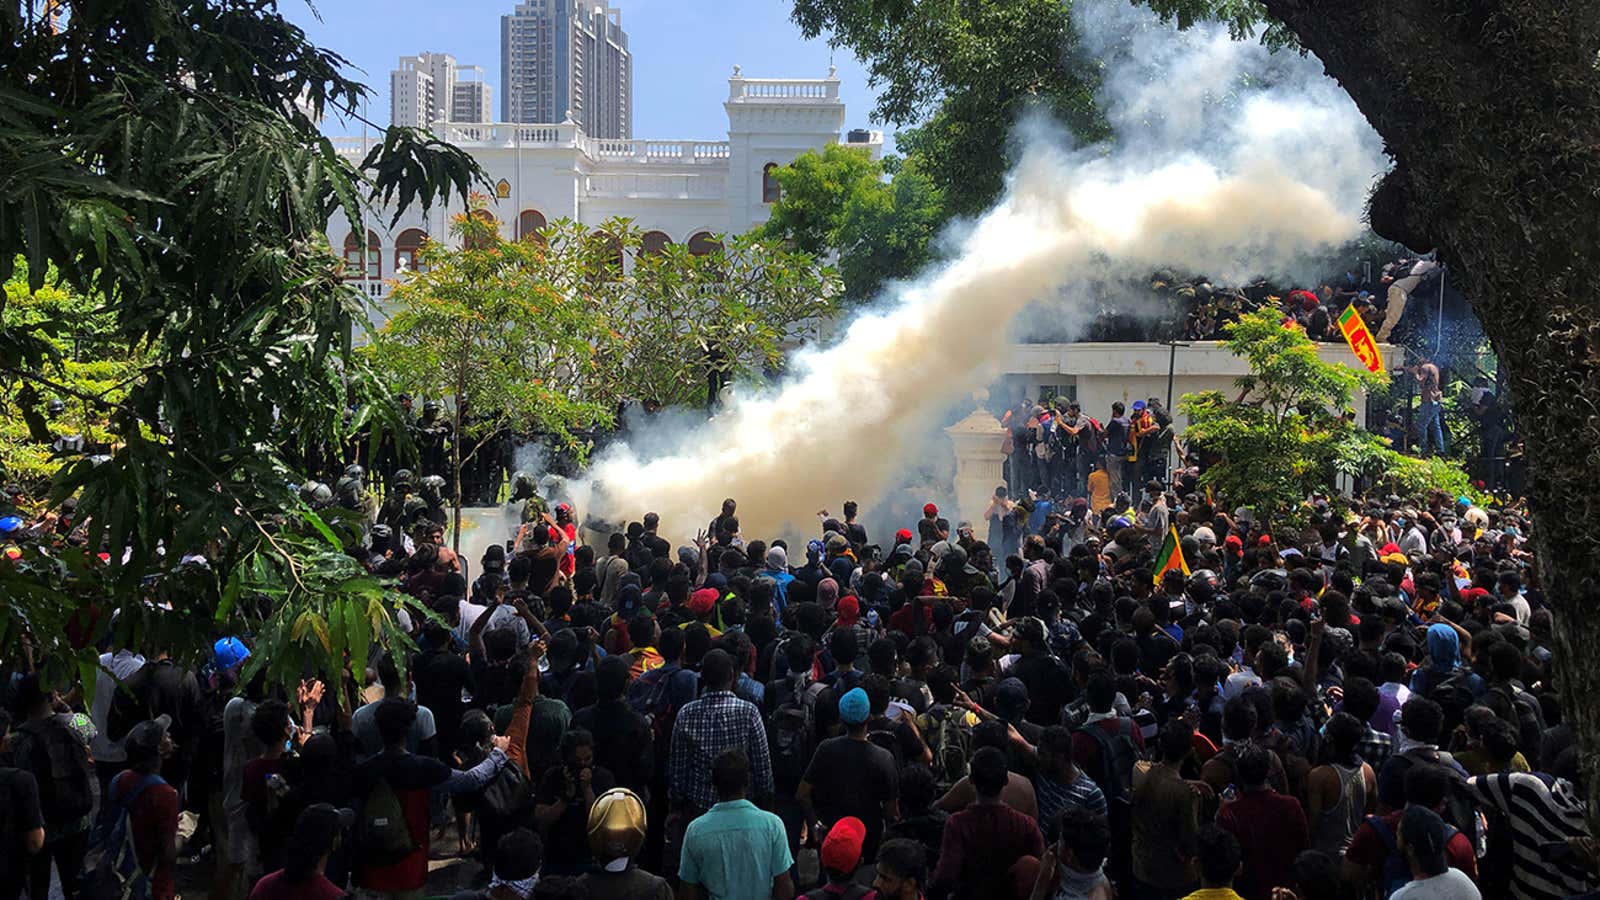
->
xmin=365 ymin=197 xmax=614 ymax=549
xmin=1180 ymin=311 xmax=1470 ymax=527
xmin=791 ymin=0 xmax=1108 ymax=217
xmin=761 ymin=146 xmax=942 ymax=304
xmin=0 ymin=263 xmax=143 ymax=487
xmin=0 ymin=1 xmax=480 ymax=693
xmin=585 ymin=222 xmax=840 ymax=408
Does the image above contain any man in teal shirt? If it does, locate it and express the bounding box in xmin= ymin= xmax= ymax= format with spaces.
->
xmin=679 ymin=748 xmax=795 ymax=900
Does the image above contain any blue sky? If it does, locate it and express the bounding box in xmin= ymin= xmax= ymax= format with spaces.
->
xmin=286 ymin=0 xmax=892 ymax=146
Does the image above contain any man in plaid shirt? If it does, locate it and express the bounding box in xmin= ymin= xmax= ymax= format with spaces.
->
xmin=1335 ymin=677 xmax=1393 ymax=769
xmin=669 ymin=648 xmax=774 ymax=813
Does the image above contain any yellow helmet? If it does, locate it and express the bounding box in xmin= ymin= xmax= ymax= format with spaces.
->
xmin=587 ymin=787 xmax=647 ymax=862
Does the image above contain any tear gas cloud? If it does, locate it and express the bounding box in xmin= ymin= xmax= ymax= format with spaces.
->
xmin=574 ymin=0 xmax=1387 ymax=542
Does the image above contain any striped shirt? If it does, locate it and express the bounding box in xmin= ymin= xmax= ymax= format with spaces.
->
xmin=1466 ymin=772 xmax=1596 ymax=899
xmin=1035 ymin=769 xmax=1107 ymax=840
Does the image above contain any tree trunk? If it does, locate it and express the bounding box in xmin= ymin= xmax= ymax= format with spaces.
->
xmin=1263 ymin=0 xmax=1600 ymax=827
xmin=452 ymin=343 xmax=468 ymax=558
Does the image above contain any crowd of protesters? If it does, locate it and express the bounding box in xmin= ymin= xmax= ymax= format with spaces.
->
xmin=1 ymin=449 xmax=1592 ymax=900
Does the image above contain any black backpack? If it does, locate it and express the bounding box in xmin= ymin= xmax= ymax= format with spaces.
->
xmin=867 ymin=725 xmax=905 ymax=768
xmin=767 ymin=680 xmax=822 ymax=783
xmin=478 ymin=759 xmax=532 ymax=821
xmin=19 ymin=717 xmax=95 ymax=829
xmin=1366 ymin=812 xmax=1458 ymax=898
xmin=1075 ymin=717 xmax=1138 ymax=803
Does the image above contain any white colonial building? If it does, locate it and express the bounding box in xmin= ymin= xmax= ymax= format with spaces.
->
xmin=331 ymin=67 xmax=883 ymax=304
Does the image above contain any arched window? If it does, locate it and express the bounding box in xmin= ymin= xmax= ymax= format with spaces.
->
xmin=464 ymin=209 xmax=499 ymax=250
xmin=517 ymin=209 xmax=547 ymax=243
xmin=343 ymin=230 xmax=380 ymax=279
xmin=640 ymin=231 xmax=673 ymax=257
xmin=762 ymin=162 xmax=781 ymax=203
xmin=394 ymin=229 xmax=428 ymax=275
xmin=687 ymin=231 xmax=722 ymax=257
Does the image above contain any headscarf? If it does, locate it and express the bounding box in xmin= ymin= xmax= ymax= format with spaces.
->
xmin=817 ymin=578 xmax=841 ymax=614
xmin=1425 ymin=623 xmax=1462 ymax=672
xmin=765 ymin=545 xmax=788 ymax=571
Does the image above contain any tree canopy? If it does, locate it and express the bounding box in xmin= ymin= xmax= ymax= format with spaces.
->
xmin=760 ymin=145 xmax=943 ymax=305
xmin=1181 ymin=312 xmax=1471 ymax=528
xmin=0 ymin=0 xmax=481 ymax=690
xmin=791 ymin=0 xmax=1108 ymax=218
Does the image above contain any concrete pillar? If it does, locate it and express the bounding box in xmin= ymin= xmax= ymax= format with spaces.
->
xmin=944 ymin=408 xmax=1009 ymax=530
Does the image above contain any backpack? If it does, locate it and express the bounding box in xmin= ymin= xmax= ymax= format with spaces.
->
xmin=80 ymin=773 xmax=167 ymax=900
xmin=18 ymin=717 xmax=96 ymax=830
xmin=923 ymin=706 xmax=973 ymax=789
xmin=627 ymin=662 xmax=684 ymax=742
xmin=1366 ymin=813 xmax=1457 ymax=898
xmin=354 ymin=776 xmax=417 ymax=865
xmin=1076 ymin=717 xmax=1138 ymax=804
xmin=867 ymin=724 xmax=905 ymax=768
xmin=478 ymin=759 xmax=532 ymax=821
xmin=767 ymin=681 xmax=823 ymax=784
xmin=1380 ymin=749 xmax=1479 ymax=849
xmin=950 ymin=609 xmax=988 ymax=653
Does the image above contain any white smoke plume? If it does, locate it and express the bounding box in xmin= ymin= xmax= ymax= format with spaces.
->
xmin=578 ymin=0 xmax=1386 ymax=542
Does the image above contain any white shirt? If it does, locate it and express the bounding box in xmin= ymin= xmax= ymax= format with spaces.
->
xmin=1390 ymin=867 xmax=1481 ymax=900
xmin=90 ymin=650 xmax=146 ymax=763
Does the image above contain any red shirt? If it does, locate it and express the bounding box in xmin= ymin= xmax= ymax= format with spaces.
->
xmin=888 ymin=603 xmax=935 ymax=637
xmin=1215 ymin=790 xmax=1309 ymax=900
xmin=930 ymin=802 xmax=1044 ymax=899
xmin=111 ymin=770 xmax=180 ymax=900
xmin=247 ymin=870 xmax=346 ymax=900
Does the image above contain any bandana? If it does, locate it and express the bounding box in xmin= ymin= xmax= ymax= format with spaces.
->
xmin=489 ymin=873 xmax=539 ymax=899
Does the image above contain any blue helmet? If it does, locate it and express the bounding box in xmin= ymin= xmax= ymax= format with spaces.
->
xmin=212 ymin=636 xmax=251 ymax=671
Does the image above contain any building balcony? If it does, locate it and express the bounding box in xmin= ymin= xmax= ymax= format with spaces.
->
xmin=330 ymin=124 xmax=734 ymax=167
xmin=584 ymin=172 xmax=726 ymax=200
xmin=727 ymin=70 xmax=842 ymax=104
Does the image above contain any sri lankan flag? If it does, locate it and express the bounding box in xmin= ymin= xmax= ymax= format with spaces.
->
xmin=1153 ymin=525 xmax=1190 ymax=585
xmin=1337 ymin=304 xmax=1384 ymax=374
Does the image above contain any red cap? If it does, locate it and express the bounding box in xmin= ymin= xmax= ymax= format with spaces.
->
xmin=1460 ymin=587 xmax=1491 ymax=603
xmin=923 ymin=503 xmax=938 ymax=517
xmin=688 ymin=588 xmax=719 ymax=616
xmin=1225 ymin=535 xmax=1244 ymax=550
xmin=895 ymin=528 xmax=913 ymax=543
xmin=1379 ymin=542 xmax=1402 ymax=556
xmin=821 ymin=817 xmax=866 ymax=875
xmin=1257 ymin=534 xmax=1272 ymax=546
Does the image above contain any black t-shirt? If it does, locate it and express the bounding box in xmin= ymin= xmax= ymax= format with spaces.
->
xmin=1009 ymin=652 xmax=1074 ymax=728
xmin=571 ymin=700 xmax=653 ymax=795
xmin=413 ymin=648 xmax=472 ymax=752
xmin=0 ymin=767 xmax=43 ymax=879
xmin=535 ymin=763 xmax=616 ymax=870
xmin=470 ymin=657 xmax=525 ymax=711
xmin=802 ymin=735 xmax=899 ymax=860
